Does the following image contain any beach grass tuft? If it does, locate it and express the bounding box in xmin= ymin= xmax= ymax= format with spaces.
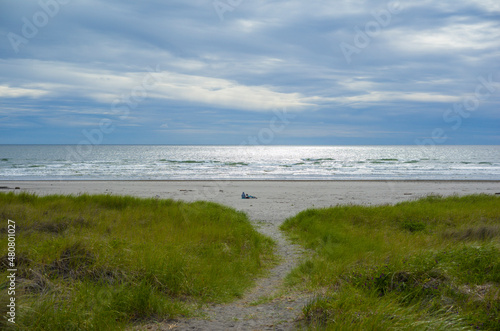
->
xmin=281 ymin=194 xmax=500 ymax=330
xmin=0 ymin=192 xmax=275 ymax=330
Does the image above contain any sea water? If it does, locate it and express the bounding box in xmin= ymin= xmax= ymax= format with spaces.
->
xmin=0 ymin=145 xmax=499 ymax=180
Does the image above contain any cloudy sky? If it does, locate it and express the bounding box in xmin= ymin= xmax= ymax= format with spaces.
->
xmin=1 ymin=0 xmax=499 ymax=145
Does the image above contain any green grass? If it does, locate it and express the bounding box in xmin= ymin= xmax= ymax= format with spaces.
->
xmin=281 ymin=194 xmax=500 ymax=330
xmin=0 ymin=192 xmax=275 ymax=330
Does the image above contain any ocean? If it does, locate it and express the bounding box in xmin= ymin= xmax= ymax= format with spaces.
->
xmin=0 ymin=145 xmax=499 ymax=180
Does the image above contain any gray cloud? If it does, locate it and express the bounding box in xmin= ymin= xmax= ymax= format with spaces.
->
xmin=1 ymin=0 xmax=499 ymax=144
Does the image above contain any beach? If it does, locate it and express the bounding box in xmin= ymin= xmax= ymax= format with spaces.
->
xmin=2 ymin=180 xmax=499 ymax=330
xmin=2 ymin=180 xmax=499 ymax=223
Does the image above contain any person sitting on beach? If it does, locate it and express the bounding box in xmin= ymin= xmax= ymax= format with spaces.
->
xmin=241 ymin=192 xmax=257 ymax=199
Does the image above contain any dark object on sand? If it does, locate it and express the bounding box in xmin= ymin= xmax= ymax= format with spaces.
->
xmin=241 ymin=192 xmax=257 ymax=199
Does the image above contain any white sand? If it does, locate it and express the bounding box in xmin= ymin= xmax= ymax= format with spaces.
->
xmin=2 ymin=180 xmax=499 ymax=222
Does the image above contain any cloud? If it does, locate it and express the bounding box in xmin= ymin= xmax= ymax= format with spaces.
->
xmin=309 ymin=92 xmax=460 ymax=108
xmin=388 ymin=21 xmax=500 ymax=54
xmin=0 ymin=0 xmax=499 ymax=144
xmin=0 ymin=59 xmax=315 ymax=112
xmin=0 ymin=85 xmax=49 ymax=98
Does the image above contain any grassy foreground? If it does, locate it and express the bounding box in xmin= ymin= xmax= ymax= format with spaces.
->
xmin=281 ymin=194 xmax=500 ymax=330
xmin=0 ymin=192 xmax=274 ymax=330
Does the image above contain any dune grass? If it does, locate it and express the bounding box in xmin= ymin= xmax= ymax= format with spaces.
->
xmin=281 ymin=194 xmax=500 ymax=330
xmin=0 ymin=192 xmax=275 ymax=330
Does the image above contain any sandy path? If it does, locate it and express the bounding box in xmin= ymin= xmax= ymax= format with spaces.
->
xmin=166 ymin=220 xmax=312 ymax=331
xmin=2 ymin=180 xmax=499 ymax=330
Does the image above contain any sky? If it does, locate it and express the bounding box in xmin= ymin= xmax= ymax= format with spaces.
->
xmin=0 ymin=0 xmax=499 ymax=145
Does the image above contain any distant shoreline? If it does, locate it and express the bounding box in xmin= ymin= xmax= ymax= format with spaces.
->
xmin=3 ymin=180 xmax=499 ymax=223
xmin=2 ymin=179 xmax=500 ymax=182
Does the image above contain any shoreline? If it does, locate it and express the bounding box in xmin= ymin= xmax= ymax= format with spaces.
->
xmin=1 ymin=179 xmax=500 ymax=182
xmin=2 ymin=180 xmax=499 ymax=223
